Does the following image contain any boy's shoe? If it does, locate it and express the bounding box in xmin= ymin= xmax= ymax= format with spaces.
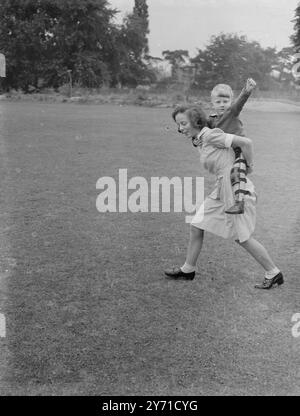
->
xmin=225 ymin=200 xmax=245 ymax=215
xmin=254 ymin=272 xmax=284 ymax=289
xmin=164 ymin=267 xmax=195 ymax=280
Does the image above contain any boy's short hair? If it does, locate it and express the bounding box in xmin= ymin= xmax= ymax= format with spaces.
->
xmin=211 ymin=84 xmax=234 ymax=100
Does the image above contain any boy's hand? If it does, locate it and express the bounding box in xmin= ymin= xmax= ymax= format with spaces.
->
xmin=245 ymin=78 xmax=256 ymax=93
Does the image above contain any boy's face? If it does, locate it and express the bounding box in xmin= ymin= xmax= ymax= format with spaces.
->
xmin=211 ymin=95 xmax=232 ymax=116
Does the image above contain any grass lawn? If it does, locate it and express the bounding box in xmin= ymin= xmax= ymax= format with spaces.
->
xmin=0 ymin=101 xmax=299 ymax=395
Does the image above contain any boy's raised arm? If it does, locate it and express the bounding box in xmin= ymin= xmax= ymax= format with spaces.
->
xmin=232 ymin=78 xmax=256 ymax=116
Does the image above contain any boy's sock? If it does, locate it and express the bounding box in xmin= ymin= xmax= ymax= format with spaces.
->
xmin=181 ymin=263 xmax=195 ymax=273
xmin=265 ymin=267 xmax=280 ymax=280
xmin=232 ymin=183 xmax=243 ymax=202
xmin=232 ymin=156 xmax=247 ymax=203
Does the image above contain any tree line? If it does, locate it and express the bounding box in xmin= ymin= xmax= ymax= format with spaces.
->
xmin=0 ymin=0 xmax=299 ymax=92
xmin=162 ymin=34 xmax=299 ymax=92
xmin=0 ymin=0 xmax=150 ymax=91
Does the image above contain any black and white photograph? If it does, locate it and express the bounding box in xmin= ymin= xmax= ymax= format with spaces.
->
xmin=0 ymin=0 xmax=299 ymax=399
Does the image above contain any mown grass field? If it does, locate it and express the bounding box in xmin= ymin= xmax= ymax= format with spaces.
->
xmin=0 ymin=101 xmax=299 ymax=395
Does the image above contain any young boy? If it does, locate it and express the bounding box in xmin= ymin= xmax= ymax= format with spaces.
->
xmin=207 ymin=78 xmax=256 ymax=214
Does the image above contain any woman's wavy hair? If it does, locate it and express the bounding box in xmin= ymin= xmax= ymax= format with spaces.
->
xmin=172 ymin=104 xmax=208 ymax=131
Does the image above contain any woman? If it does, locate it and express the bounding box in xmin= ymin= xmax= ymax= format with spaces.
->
xmin=164 ymin=105 xmax=283 ymax=289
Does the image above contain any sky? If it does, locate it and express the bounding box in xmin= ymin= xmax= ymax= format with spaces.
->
xmin=108 ymin=0 xmax=299 ymax=57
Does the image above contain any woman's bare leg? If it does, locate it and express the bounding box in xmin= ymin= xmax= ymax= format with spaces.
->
xmin=185 ymin=226 xmax=204 ymax=267
xmin=236 ymin=237 xmax=277 ymax=271
xmin=164 ymin=226 xmax=204 ymax=278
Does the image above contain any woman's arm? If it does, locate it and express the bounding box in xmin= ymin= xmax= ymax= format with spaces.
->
xmin=231 ymin=135 xmax=254 ymax=173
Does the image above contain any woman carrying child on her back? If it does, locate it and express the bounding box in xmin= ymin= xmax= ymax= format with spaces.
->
xmin=164 ymin=103 xmax=284 ymax=290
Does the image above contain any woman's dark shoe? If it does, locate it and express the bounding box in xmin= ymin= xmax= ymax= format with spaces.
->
xmin=164 ymin=267 xmax=195 ymax=281
xmin=254 ymin=272 xmax=284 ymax=289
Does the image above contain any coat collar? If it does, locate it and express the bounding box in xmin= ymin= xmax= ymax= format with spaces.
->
xmin=192 ymin=127 xmax=210 ymax=147
xmin=198 ymin=126 xmax=210 ymax=138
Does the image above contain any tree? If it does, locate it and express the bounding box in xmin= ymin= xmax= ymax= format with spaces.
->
xmin=131 ymin=0 xmax=149 ymax=57
xmin=192 ymin=33 xmax=278 ymax=90
xmin=291 ymin=2 xmax=300 ymax=51
xmin=116 ymin=0 xmax=151 ymax=87
xmin=291 ymin=2 xmax=300 ymax=85
xmin=272 ymin=47 xmax=296 ymax=84
xmin=0 ymin=0 xmax=118 ymax=90
xmin=162 ymin=50 xmax=189 ymax=79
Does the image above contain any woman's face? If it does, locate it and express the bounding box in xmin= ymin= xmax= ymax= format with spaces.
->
xmin=175 ymin=112 xmax=200 ymax=139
